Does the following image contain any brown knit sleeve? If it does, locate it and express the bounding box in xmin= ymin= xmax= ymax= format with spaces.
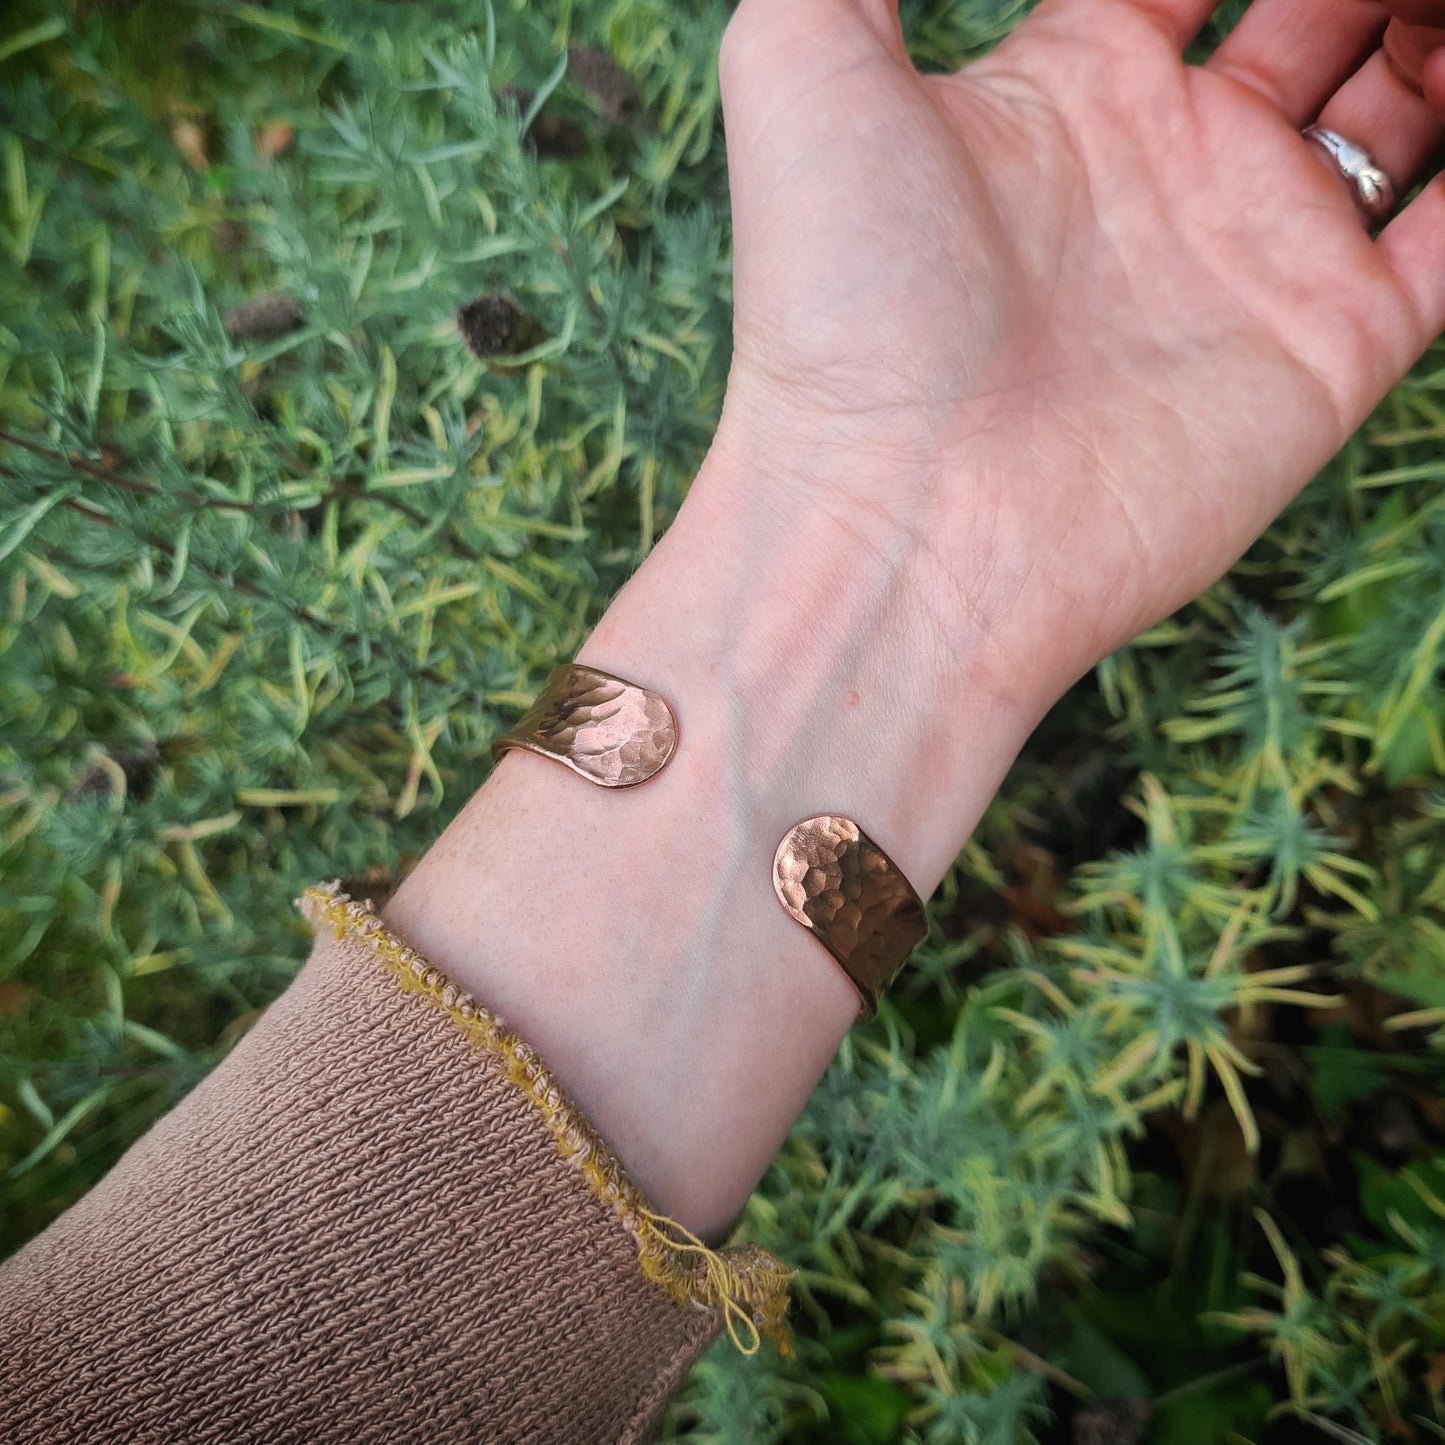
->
xmin=0 ymin=883 xmax=794 ymax=1445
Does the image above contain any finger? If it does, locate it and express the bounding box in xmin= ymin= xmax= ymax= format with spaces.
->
xmin=1375 ymin=173 xmax=1445 ymax=345
xmin=1206 ymin=0 xmax=1387 ymax=123
xmin=1383 ymin=18 xmax=1445 ymax=91
xmin=1383 ymin=0 xmax=1445 ymax=22
xmin=1103 ymin=0 xmax=1225 ymax=51
xmin=852 ymin=0 xmax=905 ymax=42
xmin=1311 ymin=48 xmax=1445 ymax=207
xmin=1428 ymin=44 xmax=1445 ymax=108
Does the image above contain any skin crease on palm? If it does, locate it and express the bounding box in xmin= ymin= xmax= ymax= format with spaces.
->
xmin=713 ymin=0 xmax=1445 ymax=711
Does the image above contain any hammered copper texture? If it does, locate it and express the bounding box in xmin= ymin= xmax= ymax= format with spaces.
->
xmin=772 ymin=815 xmax=927 ymax=1021
xmin=489 ymin=663 xmax=678 ymax=788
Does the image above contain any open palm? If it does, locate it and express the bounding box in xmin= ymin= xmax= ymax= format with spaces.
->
xmin=715 ymin=0 xmax=1445 ymax=695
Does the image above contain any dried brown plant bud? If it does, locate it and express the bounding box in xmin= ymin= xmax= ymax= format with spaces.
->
xmin=456 ymin=294 xmax=541 ymax=359
xmin=171 ymin=119 xmax=209 ymax=172
xmin=65 ymin=744 xmax=159 ymax=804
xmin=497 ymin=85 xmax=589 ymax=158
xmin=565 ymin=44 xmax=640 ymax=121
xmin=255 ymin=122 xmax=295 ymax=165
xmin=223 ymin=293 xmax=304 ymax=342
xmin=1072 ymin=1397 xmax=1154 ymax=1445
xmin=65 ymin=763 xmax=113 ymax=805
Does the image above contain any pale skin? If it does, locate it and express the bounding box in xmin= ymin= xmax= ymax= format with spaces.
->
xmin=387 ymin=0 xmax=1445 ymax=1243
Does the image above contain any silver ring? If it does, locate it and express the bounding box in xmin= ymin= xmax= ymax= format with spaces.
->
xmin=1302 ymin=126 xmax=1396 ymax=222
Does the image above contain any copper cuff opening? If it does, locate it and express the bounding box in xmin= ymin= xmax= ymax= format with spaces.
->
xmin=772 ymin=815 xmax=927 ymax=1021
xmin=489 ymin=663 xmax=678 ymax=788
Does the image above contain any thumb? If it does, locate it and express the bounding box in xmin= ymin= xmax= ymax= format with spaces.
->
xmin=726 ymin=0 xmax=904 ymax=48
xmin=718 ymin=0 xmax=911 ymax=203
xmin=719 ymin=0 xmax=906 ymax=105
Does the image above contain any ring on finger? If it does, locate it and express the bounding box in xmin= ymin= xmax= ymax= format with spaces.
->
xmin=1301 ymin=124 xmax=1398 ymax=221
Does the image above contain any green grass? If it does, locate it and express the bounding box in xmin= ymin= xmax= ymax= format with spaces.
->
xmin=4 ymin=1 xmax=1445 ymax=1440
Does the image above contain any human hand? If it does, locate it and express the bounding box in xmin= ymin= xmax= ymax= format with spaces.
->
xmin=393 ymin=0 xmax=1445 ymax=1235
xmin=712 ymin=0 xmax=1444 ymax=711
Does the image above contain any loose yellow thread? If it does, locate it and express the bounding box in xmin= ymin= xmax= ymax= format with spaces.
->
xmin=297 ymin=882 xmax=796 ymax=1357
xmin=631 ymin=1204 xmax=796 ymax=1356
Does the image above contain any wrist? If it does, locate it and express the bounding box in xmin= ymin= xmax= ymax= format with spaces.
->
xmin=384 ymin=418 xmax=1053 ymax=1240
xmin=586 ymin=410 xmax=1056 ymax=894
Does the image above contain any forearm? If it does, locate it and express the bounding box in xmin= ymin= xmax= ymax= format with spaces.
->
xmin=384 ymin=415 xmax=1053 ymax=1241
xmin=0 ymin=910 xmax=743 ymax=1445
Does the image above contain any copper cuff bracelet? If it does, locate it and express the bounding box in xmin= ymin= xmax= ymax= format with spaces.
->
xmin=772 ymin=815 xmax=927 ymax=1020
xmin=490 ymin=662 xmax=926 ymax=1020
xmin=489 ymin=662 xmax=679 ymax=787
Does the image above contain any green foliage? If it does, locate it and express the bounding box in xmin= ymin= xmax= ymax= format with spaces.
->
xmin=1221 ymin=1186 xmax=1445 ymax=1441
xmin=4 ymin=1 xmax=1445 ymax=1441
xmin=1 ymin=0 xmax=735 ymax=1246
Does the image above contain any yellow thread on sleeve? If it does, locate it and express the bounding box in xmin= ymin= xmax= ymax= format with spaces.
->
xmin=297 ymin=881 xmax=796 ymax=1358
